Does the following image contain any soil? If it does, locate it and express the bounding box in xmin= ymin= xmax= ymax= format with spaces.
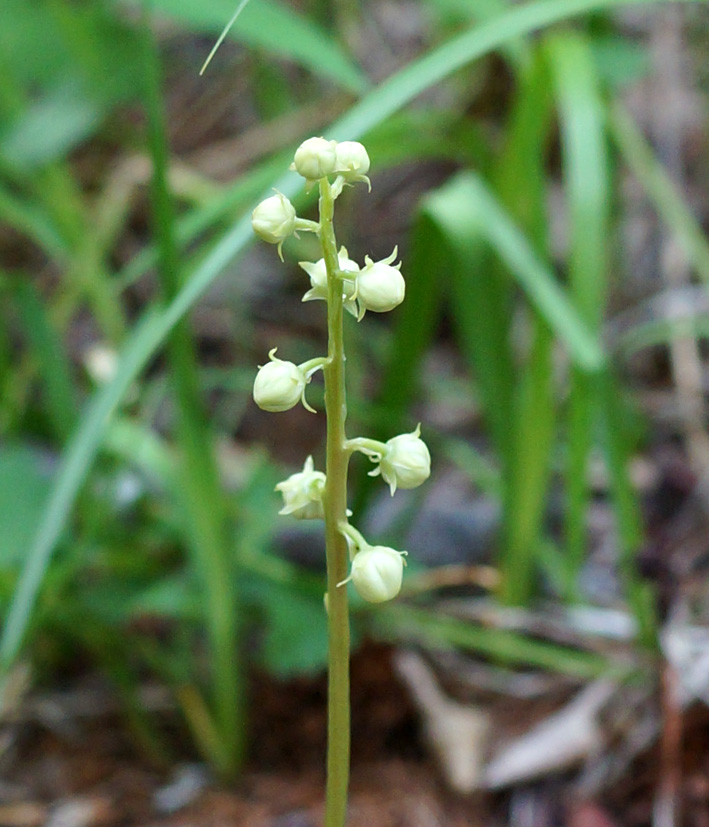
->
xmin=4 ymin=642 xmax=709 ymax=826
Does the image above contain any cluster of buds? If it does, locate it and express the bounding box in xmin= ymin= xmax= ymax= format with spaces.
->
xmin=250 ymin=136 xmax=430 ymax=604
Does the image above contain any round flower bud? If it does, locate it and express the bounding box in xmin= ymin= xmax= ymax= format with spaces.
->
xmin=335 ymin=141 xmax=370 ymax=179
xmin=351 ymin=546 xmax=406 ymax=603
xmin=253 ymin=349 xmax=307 ymax=412
xmin=354 ymin=247 xmax=405 ymax=319
xmin=251 ymin=192 xmax=296 ymax=245
xmin=293 ymin=137 xmax=338 ymax=181
xmin=377 ymin=425 xmax=431 ymax=495
xmin=299 ymin=247 xmax=359 ymax=316
xmin=275 ymin=456 xmax=326 ymax=520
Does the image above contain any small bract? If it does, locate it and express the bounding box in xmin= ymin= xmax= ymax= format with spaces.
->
xmin=275 ymin=456 xmax=326 ymax=520
xmin=251 ymin=192 xmax=296 ymax=246
xmin=350 ymin=546 xmax=406 ymax=603
xmin=354 ymin=248 xmax=405 ymax=319
xmin=377 ymin=425 xmax=431 ymax=495
xmin=253 ymin=349 xmax=308 ymax=412
xmin=293 ymin=137 xmax=338 ymax=181
xmin=300 ymin=247 xmax=359 ymax=317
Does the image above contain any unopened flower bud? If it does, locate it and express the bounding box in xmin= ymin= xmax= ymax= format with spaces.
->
xmin=376 ymin=425 xmax=431 ymax=495
xmin=275 ymin=456 xmax=326 ymax=519
xmin=335 ymin=141 xmax=371 ymax=184
xmin=299 ymin=247 xmax=359 ymax=316
xmin=354 ymin=247 xmax=405 ymax=319
xmin=292 ymin=137 xmax=338 ymax=181
xmin=350 ymin=546 xmax=406 ymax=603
xmin=251 ymin=192 xmax=296 ymax=247
xmin=253 ymin=349 xmax=309 ymax=412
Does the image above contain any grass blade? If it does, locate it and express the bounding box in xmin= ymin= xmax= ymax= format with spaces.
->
xmin=0 ymin=308 xmax=164 ymax=668
xmin=10 ymin=277 xmax=78 ymax=441
xmin=139 ymin=0 xmax=368 ymax=94
xmin=610 ymin=101 xmax=709 ymax=286
xmin=494 ymin=48 xmax=555 ymax=606
xmin=141 ymin=4 xmax=244 ymax=776
xmin=378 ymin=604 xmax=631 ymax=680
xmin=426 ymin=173 xmax=605 ymax=372
xmin=547 ymin=32 xmax=609 ymax=597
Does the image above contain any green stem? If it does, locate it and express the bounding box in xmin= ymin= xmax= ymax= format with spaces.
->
xmin=320 ymin=178 xmax=351 ymax=826
xmin=141 ymin=4 xmax=244 ymax=778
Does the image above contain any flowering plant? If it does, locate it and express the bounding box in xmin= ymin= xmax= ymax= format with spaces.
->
xmin=251 ymin=137 xmax=430 ymax=825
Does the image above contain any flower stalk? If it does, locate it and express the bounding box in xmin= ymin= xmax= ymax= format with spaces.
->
xmin=320 ymin=175 xmax=352 ymax=827
xmin=250 ymin=137 xmax=430 ymax=825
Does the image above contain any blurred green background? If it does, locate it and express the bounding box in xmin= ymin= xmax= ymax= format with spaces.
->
xmin=2 ymin=0 xmax=708 ymax=779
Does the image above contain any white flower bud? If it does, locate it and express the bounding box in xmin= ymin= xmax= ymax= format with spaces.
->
xmin=251 ymin=192 xmax=296 ymax=246
xmin=335 ymin=141 xmax=370 ymax=182
xmin=253 ymin=349 xmax=308 ymax=412
xmin=299 ymin=247 xmax=359 ymax=316
xmin=354 ymin=247 xmax=405 ymax=319
xmin=350 ymin=546 xmax=406 ymax=603
xmin=292 ymin=137 xmax=338 ymax=181
xmin=275 ymin=456 xmax=326 ymax=520
xmin=376 ymin=425 xmax=431 ymax=495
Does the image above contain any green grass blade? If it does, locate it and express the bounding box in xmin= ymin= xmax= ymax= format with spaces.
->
xmin=618 ymin=308 xmax=709 ymax=356
xmin=426 ymin=173 xmax=605 ymax=372
xmin=374 ymin=212 xmax=447 ymax=433
xmin=547 ymin=33 xmax=609 ymax=597
xmin=494 ymin=48 xmax=555 ymax=606
xmin=0 ymin=308 xmax=164 ymax=668
xmin=140 ymin=4 xmax=244 ymax=776
xmin=10 ymin=277 xmax=78 ymax=441
xmin=599 ymin=371 xmax=656 ymax=648
xmin=3 ymin=0 xmax=700 ymax=669
xmin=378 ymin=605 xmax=630 ymax=680
xmin=424 ymin=184 xmax=516 ymax=464
xmin=425 ymin=0 xmax=531 ymax=71
xmin=330 ymin=0 xmax=702 ymax=141
xmin=137 ymin=0 xmax=368 ymax=94
xmin=0 ymin=185 xmax=69 ymax=262
xmin=499 ymin=323 xmax=556 ymax=605
xmin=439 ymin=435 xmax=503 ymax=498
xmin=610 ymin=101 xmax=709 ymax=286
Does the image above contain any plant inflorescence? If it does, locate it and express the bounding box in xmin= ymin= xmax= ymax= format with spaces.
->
xmin=250 ymin=136 xmax=431 ymax=824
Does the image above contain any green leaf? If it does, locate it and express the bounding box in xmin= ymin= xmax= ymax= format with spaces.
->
xmin=547 ymin=32 xmax=609 ymax=596
xmin=493 ymin=47 xmax=556 ymax=606
xmin=258 ymin=583 xmax=329 ymax=677
xmin=11 ymin=277 xmax=77 ymax=441
xmin=0 ymin=446 xmax=54 ymax=569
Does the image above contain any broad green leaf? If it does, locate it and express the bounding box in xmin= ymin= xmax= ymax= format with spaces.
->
xmin=258 ymin=583 xmax=329 ymax=677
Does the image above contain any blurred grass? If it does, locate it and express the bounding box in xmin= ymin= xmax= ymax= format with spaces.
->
xmin=1 ymin=0 xmax=707 ymax=776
